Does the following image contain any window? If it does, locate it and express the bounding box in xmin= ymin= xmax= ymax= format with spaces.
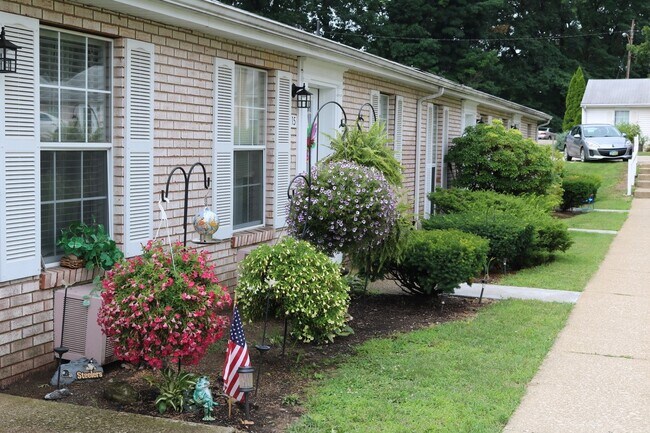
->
xmin=233 ymin=65 xmax=266 ymax=230
xmin=615 ymin=110 xmax=630 ymax=125
xmin=378 ymin=93 xmax=389 ymax=125
xmin=39 ymin=29 xmax=112 ymax=262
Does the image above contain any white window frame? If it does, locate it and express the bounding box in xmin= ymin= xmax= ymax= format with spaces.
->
xmin=39 ymin=27 xmax=114 ymax=264
xmin=233 ymin=65 xmax=267 ymax=232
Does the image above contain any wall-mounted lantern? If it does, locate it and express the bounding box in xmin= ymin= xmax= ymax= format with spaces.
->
xmin=291 ymin=83 xmax=312 ymax=109
xmin=0 ymin=27 xmax=20 ymax=74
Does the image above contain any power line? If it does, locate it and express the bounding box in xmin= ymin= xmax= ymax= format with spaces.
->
xmin=330 ymin=31 xmax=618 ymax=42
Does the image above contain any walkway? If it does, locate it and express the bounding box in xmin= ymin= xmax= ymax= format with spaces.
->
xmin=503 ymin=198 xmax=650 ymax=433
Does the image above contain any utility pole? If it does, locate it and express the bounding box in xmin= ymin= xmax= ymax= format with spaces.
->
xmin=626 ymin=19 xmax=635 ymax=79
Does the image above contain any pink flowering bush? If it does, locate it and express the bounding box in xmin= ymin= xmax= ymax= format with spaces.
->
xmin=98 ymin=240 xmax=231 ymax=369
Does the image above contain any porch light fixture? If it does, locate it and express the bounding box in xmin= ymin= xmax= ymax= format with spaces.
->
xmin=0 ymin=27 xmax=20 ymax=74
xmin=238 ymin=366 xmax=255 ymax=420
xmin=291 ymin=83 xmax=312 ymax=109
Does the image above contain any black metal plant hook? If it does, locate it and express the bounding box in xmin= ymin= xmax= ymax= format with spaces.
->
xmin=356 ymin=102 xmax=377 ymax=131
xmin=160 ymin=162 xmax=211 ymax=246
xmin=306 ymin=100 xmax=349 ymax=183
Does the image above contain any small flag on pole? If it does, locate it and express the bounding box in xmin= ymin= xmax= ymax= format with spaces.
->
xmin=223 ymin=306 xmax=251 ymax=402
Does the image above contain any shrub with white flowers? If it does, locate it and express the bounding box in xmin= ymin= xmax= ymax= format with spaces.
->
xmin=286 ymin=160 xmax=398 ymax=256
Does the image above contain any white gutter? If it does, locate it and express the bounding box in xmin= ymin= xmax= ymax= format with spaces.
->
xmin=414 ymin=88 xmax=445 ymax=221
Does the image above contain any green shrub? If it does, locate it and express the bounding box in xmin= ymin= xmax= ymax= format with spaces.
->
xmin=555 ymin=131 xmax=569 ymax=151
xmin=428 ymin=189 xmax=572 ymax=262
xmin=616 ymin=122 xmax=646 ymax=147
xmin=446 ymin=121 xmax=561 ymax=196
xmin=423 ymin=212 xmax=535 ymax=268
xmin=57 ymin=221 xmax=123 ymax=270
xmin=560 ymin=174 xmax=602 ymax=211
xmin=325 ymin=121 xmax=403 ymax=186
xmin=237 ymin=237 xmax=350 ymax=343
xmin=386 ymin=229 xmax=488 ymax=296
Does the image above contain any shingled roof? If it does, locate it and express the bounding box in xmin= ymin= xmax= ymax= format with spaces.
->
xmin=582 ymin=79 xmax=650 ymax=106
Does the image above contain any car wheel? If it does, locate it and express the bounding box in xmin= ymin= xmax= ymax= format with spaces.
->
xmin=564 ymin=147 xmax=572 ymax=161
xmin=580 ymin=147 xmax=587 ymax=162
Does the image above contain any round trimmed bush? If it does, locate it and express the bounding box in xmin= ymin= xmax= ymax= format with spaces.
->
xmin=386 ymin=229 xmax=488 ymax=296
xmin=237 ymin=237 xmax=350 ymax=343
xmin=560 ymin=174 xmax=602 ymax=211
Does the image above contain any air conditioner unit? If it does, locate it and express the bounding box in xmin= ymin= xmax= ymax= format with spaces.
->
xmin=54 ymin=284 xmax=116 ymax=365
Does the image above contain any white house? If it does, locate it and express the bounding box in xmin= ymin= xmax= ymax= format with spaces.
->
xmin=582 ymin=78 xmax=650 ymax=137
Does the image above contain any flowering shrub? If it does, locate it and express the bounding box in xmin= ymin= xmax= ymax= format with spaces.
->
xmin=98 ymin=240 xmax=231 ymax=369
xmin=237 ymin=237 xmax=350 ymax=343
xmin=286 ymin=160 xmax=398 ymax=256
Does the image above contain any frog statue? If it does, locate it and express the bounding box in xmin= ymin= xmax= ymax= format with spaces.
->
xmin=193 ymin=376 xmax=216 ymax=421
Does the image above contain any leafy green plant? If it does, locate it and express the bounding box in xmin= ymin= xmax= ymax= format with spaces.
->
xmin=560 ymin=174 xmax=602 ymax=211
xmin=428 ymin=189 xmax=572 ymax=260
xmin=423 ymin=211 xmax=535 ymax=269
xmin=555 ymin=131 xmax=569 ymax=151
xmin=282 ymin=394 xmax=301 ymax=406
xmin=144 ymin=367 xmax=197 ymax=414
xmin=446 ymin=120 xmax=560 ymax=196
xmin=57 ymin=221 xmax=123 ymax=270
xmin=237 ymin=237 xmax=350 ymax=343
xmin=386 ymin=229 xmax=488 ymax=296
xmin=616 ymin=122 xmax=646 ymax=147
xmin=324 ymin=121 xmax=403 ymax=186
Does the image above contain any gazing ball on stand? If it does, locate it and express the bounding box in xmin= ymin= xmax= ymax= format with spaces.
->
xmin=193 ymin=207 xmax=219 ymax=242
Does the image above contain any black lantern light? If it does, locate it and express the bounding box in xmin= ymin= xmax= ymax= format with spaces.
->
xmin=238 ymin=366 xmax=255 ymax=420
xmin=0 ymin=27 xmax=20 ymax=74
xmin=292 ymin=83 xmax=312 ymax=109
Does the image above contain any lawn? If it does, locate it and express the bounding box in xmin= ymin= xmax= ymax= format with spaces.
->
xmin=561 ymin=210 xmax=628 ymax=231
xmin=497 ymin=231 xmax=614 ymax=291
xmin=289 ymin=300 xmax=572 ymax=433
xmin=563 ymin=160 xmax=632 ymax=210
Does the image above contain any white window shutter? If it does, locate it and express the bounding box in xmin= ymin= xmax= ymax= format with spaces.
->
xmin=394 ymin=95 xmax=404 ymax=162
xmin=212 ymin=58 xmax=235 ymax=239
xmin=275 ymin=71 xmax=292 ymax=229
xmin=0 ymin=14 xmax=40 ymax=282
xmin=369 ymin=90 xmax=380 ymax=125
xmin=124 ymin=40 xmax=155 ymax=257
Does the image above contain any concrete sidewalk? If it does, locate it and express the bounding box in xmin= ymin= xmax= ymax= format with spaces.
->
xmin=504 ymin=198 xmax=650 ymax=433
xmin=0 ymin=394 xmax=239 ymax=433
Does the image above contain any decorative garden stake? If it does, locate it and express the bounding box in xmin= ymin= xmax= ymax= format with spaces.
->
xmin=254 ymin=278 xmax=274 ymax=395
xmin=193 ymin=376 xmax=216 ymax=421
xmin=237 ymin=366 xmax=255 ymax=420
xmin=160 ymin=162 xmax=210 ymax=246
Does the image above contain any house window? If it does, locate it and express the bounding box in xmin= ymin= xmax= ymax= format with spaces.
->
xmin=615 ymin=110 xmax=630 ymax=125
xmin=233 ymin=65 xmax=266 ymax=230
xmin=39 ymin=29 xmax=112 ymax=262
xmin=378 ymin=93 xmax=390 ymax=125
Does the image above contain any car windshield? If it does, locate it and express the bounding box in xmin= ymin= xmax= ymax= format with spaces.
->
xmin=583 ymin=126 xmax=622 ymax=138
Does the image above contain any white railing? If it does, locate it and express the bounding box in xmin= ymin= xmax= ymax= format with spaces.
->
xmin=627 ymin=135 xmax=639 ymax=196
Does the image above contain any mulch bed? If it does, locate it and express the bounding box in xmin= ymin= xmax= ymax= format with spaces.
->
xmin=1 ymin=293 xmax=487 ymax=433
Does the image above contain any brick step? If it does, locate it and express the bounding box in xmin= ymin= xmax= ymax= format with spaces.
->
xmin=634 ymin=188 xmax=650 ymax=199
xmin=636 ymin=180 xmax=650 ymax=189
xmin=637 ymin=173 xmax=650 ymax=181
xmin=638 ymin=167 xmax=650 ymax=175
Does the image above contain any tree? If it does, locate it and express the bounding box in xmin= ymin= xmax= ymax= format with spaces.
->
xmin=563 ymin=66 xmax=586 ymax=131
xmin=629 ymin=25 xmax=650 ymax=76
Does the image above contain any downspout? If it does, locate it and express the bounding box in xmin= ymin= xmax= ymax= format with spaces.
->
xmin=414 ymin=87 xmax=445 ymax=222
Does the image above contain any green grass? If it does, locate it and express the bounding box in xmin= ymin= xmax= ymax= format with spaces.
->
xmin=497 ymin=231 xmax=614 ymax=291
xmin=289 ymin=300 xmax=572 ymax=433
xmin=561 ymin=211 xmax=628 ymax=231
xmin=564 ymin=160 xmax=632 ymax=210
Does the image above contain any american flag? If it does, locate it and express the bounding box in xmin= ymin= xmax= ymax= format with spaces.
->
xmin=222 ymin=306 xmax=251 ymax=402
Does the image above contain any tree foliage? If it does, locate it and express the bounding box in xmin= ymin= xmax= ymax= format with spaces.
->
xmin=563 ymin=67 xmax=586 ymax=131
xmin=446 ymin=121 xmax=560 ymax=196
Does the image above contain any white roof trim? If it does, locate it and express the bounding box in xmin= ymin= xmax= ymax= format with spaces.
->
xmin=87 ymin=0 xmax=550 ymax=121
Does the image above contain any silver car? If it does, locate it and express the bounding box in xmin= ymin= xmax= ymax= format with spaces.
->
xmin=564 ymin=124 xmax=632 ymax=162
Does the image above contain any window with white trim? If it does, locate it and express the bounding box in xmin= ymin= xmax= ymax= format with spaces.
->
xmin=39 ymin=29 xmax=112 ymax=262
xmin=378 ymin=93 xmax=390 ymax=125
xmin=233 ymin=65 xmax=266 ymax=230
xmin=614 ymin=110 xmax=630 ymax=125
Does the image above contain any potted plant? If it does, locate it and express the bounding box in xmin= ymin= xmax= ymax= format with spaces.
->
xmin=57 ymin=221 xmax=124 ymax=270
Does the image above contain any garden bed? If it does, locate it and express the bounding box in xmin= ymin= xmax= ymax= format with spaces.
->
xmin=0 ymin=293 xmax=484 ymax=433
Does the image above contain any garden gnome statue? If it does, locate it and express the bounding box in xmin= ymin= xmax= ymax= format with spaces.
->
xmin=193 ymin=376 xmax=216 ymax=421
